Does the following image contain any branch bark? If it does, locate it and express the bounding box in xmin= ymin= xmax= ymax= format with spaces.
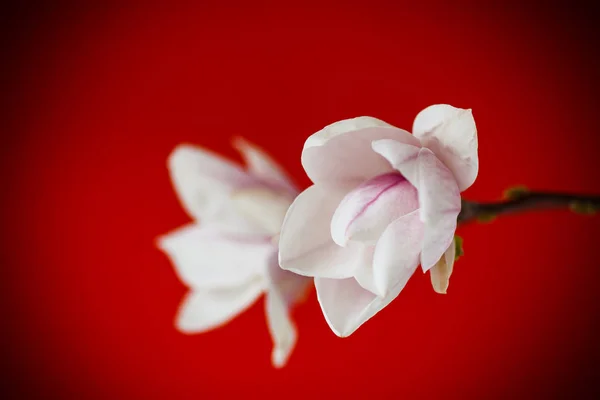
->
xmin=458 ymin=191 xmax=600 ymax=224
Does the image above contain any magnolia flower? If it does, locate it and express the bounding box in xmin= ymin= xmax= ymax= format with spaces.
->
xmin=278 ymin=104 xmax=478 ymax=337
xmin=157 ymin=139 xmax=310 ymax=367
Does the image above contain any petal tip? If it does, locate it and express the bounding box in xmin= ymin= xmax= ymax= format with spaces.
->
xmin=372 ymin=279 xmax=389 ymax=298
xmin=167 ymin=143 xmax=196 ymax=167
xmin=334 ymin=327 xmax=351 ymax=338
xmin=271 ymin=348 xmax=287 ymax=369
xmin=331 ymin=232 xmax=349 ymax=248
xmin=175 ymin=315 xmax=201 ymax=335
xmin=230 ymin=135 xmax=246 ymax=148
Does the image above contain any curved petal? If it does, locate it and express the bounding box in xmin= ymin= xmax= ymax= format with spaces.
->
xmin=157 ymin=223 xmax=273 ymax=289
xmin=233 ymin=137 xmax=298 ymax=194
xmin=264 ymin=252 xmax=311 ymax=368
xmin=302 ymin=117 xmax=420 ymax=185
xmin=230 ymin=188 xmax=293 ymax=236
xmin=330 ymin=172 xmax=418 ymax=246
xmin=418 ymin=149 xmax=461 ymax=271
xmin=265 ymin=290 xmax=297 ymax=368
xmin=278 ymin=184 xmax=372 ymax=278
xmin=412 ymin=104 xmax=478 ymax=191
xmin=371 ymin=140 xmax=422 ymax=188
xmin=353 ymin=249 xmax=378 ymax=294
xmin=372 ymin=210 xmax=424 ymax=297
xmin=430 ymin=239 xmax=456 ymax=294
xmin=315 ymin=272 xmax=415 ymax=337
xmin=167 ymin=144 xmax=262 ymax=233
xmin=175 ymin=277 xmax=264 ymax=334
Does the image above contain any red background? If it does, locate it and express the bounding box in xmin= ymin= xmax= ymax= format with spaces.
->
xmin=3 ymin=2 xmax=600 ymax=398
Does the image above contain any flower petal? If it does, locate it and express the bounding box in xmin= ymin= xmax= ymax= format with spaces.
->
xmin=353 ymin=252 xmax=379 ymax=294
xmin=264 ymin=252 xmax=310 ymax=368
xmin=167 ymin=144 xmax=260 ymax=232
xmin=430 ymin=239 xmax=456 ymax=294
xmin=412 ymin=104 xmax=478 ymax=191
xmin=330 ymin=172 xmax=419 ymax=246
xmin=372 ymin=210 xmax=424 ymax=297
xmin=266 ymin=251 xmax=313 ymax=306
xmin=265 ymin=289 xmax=297 ymax=368
xmin=315 ymin=273 xmax=414 ymax=337
xmin=233 ymin=137 xmax=298 ymax=194
xmin=371 ymin=141 xmax=461 ymax=272
xmin=175 ymin=278 xmax=264 ymax=333
xmin=302 ymin=117 xmax=420 ymax=185
xmin=371 ymin=139 xmax=422 ymax=188
xmin=157 ymin=223 xmax=272 ymax=288
xmin=278 ymin=184 xmax=372 ymax=278
xmin=418 ymin=148 xmax=461 ymax=271
xmin=230 ymin=188 xmax=293 ymax=236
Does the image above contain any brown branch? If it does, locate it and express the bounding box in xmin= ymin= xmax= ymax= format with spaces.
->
xmin=458 ymin=191 xmax=600 ymax=224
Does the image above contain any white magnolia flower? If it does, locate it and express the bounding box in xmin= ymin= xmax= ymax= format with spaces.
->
xmin=157 ymin=138 xmax=310 ymax=367
xmin=278 ymin=104 xmax=478 ymax=337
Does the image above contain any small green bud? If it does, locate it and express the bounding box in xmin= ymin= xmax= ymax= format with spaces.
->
xmin=454 ymin=235 xmax=464 ymax=261
xmin=477 ymin=213 xmax=496 ymax=223
xmin=503 ymin=185 xmax=530 ymax=200
xmin=569 ymin=201 xmax=599 ymax=215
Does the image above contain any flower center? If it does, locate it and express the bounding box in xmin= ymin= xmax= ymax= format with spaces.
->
xmin=330 ymin=172 xmax=419 ymax=246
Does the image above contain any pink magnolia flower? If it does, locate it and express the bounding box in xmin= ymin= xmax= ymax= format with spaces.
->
xmin=157 ymin=139 xmax=310 ymax=367
xmin=278 ymin=104 xmax=478 ymax=337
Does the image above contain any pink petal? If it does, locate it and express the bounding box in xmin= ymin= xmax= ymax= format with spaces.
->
xmin=315 ymin=274 xmax=414 ymax=337
xmin=372 ymin=210 xmax=424 ymax=297
xmin=302 ymin=117 xmax=420 ymax=185
xmin=278 ymin=184 xmax=374 ymax=279
xmin=157 ymin=223 xmax=272 ymax=289
xmin=167 ymin=144 xmax=261 ymax=233
xmin=412 ymin=104 xmax=479 ymax=191
xmin=264 ymin=252 xmax=311 ymax=368
xmin=371 ymin=140 xmax=422 ymax=188
xmin=175 ymin=278 xmax=264 ymax=333
xmin=418 ymin=148 xmax=461 ymax=271
xmin=330 ymin=173 xmax=419 ymax=246
xmin=233 ymin=137 xmax=298 ymax=195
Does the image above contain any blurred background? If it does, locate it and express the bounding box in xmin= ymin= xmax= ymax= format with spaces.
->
xmin=2 ymin=1 xmax=600 ymax=398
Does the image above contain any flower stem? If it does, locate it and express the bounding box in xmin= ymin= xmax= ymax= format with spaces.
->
xmin=458 ymin=190 xmax=600 ymax=224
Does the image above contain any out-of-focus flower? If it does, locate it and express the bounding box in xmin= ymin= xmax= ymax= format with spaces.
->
xmin=278 ymin=105 xmax=478 ymax=337
xmin=157 ymin=138 xmax=310 ymax=367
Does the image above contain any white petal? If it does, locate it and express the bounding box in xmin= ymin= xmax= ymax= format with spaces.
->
xmin=278 ymin=184 xmax=372 ymax=278
xmin=266 ymin=252 xmax=312 ymax=306
xmin=353 ymin=253 xmax=379 ymax=294
xmin=418 ymin=148 xmax=461 ymax=271
xmin=157 ymin=223 xmax=273 ymax=289
xmin=176 ymin=278 xmax=264 ymax=333
xmin=167 ymin=144 xmax=261 ymax=233
xmin=264 ymin=253 xmax=310 ymax=368
xmin=412 ymin=104 xmax=478 ymax=191
xmin=233 ymin=137 xmax=298 ymax=194
xmin=265 ymin=290 xmax=297 ymax=368
xmin=330 ymin=173 xmax=418 ymax=246
xmin=230 ymin=188 xmax=293 ymax=236
xmin=302 ymin=117 xmax=420 ymax=185
xmin=430 ymin=239 xmax=456 ymax=294
xmin=168 ymin=145 xmax=251 ymax=218
xmin=372 ymin=210 xmax=424 ymax=297
xmin=315 ymin=273 xmax=414 ymax=337
xmin=371 ymin=140 xmax=422 ymax=189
